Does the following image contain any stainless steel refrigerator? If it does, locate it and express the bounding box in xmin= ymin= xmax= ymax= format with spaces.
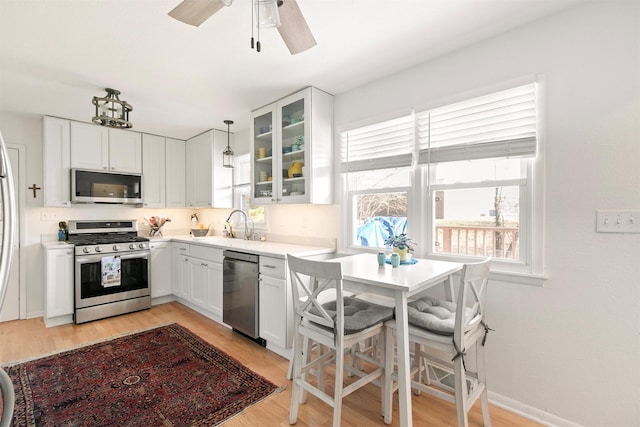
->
xmin=0 ymin=129 xmax=17 ymax=424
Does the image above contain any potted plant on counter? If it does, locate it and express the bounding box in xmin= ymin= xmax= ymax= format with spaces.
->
xmin=384 ymin=233 xmax=416 ymax=260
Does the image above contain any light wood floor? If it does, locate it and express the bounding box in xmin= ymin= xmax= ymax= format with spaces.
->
xmin=0 ymin=302 xmax=541 ymax=426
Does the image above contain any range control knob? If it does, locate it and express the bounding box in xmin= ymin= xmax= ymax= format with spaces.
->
xmin=113 ymin=245 xmax=120 ymax=252
xmin=95 ymin=246 xmax=103 ymax=253
xmin=129 ymin=243 xmax=136 ymax=250
xmin=139 ymin=243 xmax=145 ymax=249
xmin=83 ymin=247 xmax=91 ymax=254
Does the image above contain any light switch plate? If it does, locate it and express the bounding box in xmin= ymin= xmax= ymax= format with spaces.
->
xmin=596 ymin=210 xmax=640 ymax=233
xmin=40 ymin=211 xmax=60 ymax=221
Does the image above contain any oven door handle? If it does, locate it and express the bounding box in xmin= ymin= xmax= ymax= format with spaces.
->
xmin=75 ymin=250 xmax=150 ymax=264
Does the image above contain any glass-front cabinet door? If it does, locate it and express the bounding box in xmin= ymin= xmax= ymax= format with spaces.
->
xmin=251 ymin=86 xmax=333 ymax=206
xmin=252 ymin=105 xmax=277 ymax=204
xmin=279 ymin=93 xmax=308 ymax=203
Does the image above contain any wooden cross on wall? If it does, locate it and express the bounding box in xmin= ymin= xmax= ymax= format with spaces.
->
xmin=28 ymin=184 xmax=41 ymax=198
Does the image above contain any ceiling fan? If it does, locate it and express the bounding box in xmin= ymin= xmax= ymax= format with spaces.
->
xmin=168 ymin=0 xmax=316 ymax=55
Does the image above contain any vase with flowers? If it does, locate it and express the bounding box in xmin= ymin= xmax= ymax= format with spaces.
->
xmin=384 ymin=233 xmax=416 ymax=260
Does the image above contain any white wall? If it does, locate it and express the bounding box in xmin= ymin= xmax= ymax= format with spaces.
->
xmin=0 ymin=1 xmax=637 ymax=425
xmin=334 ymin=1 xmax=639 ymax=426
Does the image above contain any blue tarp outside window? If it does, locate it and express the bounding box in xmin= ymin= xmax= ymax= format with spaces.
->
xmin=356 ymin=216 xmax=407 ymax=248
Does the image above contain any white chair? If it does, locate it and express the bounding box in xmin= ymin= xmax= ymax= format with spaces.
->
xmin=0 ymin=368 xmax=15 ymax=427
xmin=287 ymin=254 xmax=394 ymax=427
xmin=286 ymin=287 xmax=356 ymax=381
xmin=383 ymin=258 xmax=492 ymax=427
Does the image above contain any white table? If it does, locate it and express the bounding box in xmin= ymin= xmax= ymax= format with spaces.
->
xmin=335 ymin=253 xmax=463 ymax=427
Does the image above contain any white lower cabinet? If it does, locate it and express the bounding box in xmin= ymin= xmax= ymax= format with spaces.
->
xmin=188 ymin=258 xmax=222 ymax=317
xmin=150 ymin=241 xmax=172 ymax=298
xmin=206 ymin=261 xmax=223 ymax=317
xmin=259 ymin=256 xmax=291 ymax=352
xmin=44 ymin=244 xmax=74 ymax=327
xmin=259 ymin=274 xmax=288 ymax=348
xmin=188 ymin=258 xmax=208 ymax=308
xmin=171 ymin=243 xmax=223 ymax=320
xmin=172 ymin=243 xmax=190 ymax=300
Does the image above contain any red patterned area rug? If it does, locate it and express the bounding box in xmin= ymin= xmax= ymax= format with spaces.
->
xmin=2 ymin=323 xmax=280 ymax=426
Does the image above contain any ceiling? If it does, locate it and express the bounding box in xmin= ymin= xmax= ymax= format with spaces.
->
xmin=0 ymin=0 xmax=585 ymax=140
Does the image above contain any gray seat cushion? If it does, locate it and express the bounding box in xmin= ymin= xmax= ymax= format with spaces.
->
xmin=312 ymin=296 xmax=394 ymax=335
xmin=406 ymin=296 xmax=477 ymax=336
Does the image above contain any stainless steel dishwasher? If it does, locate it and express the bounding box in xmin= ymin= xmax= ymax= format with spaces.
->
xmin=222 ymin=250 xmax=265 ymax=345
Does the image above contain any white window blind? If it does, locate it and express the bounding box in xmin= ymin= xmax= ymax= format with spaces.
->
xmin=418 ymin=83 xmax=537 ymax=164
xmin=340 ymin=115 xmax=414 ymax=172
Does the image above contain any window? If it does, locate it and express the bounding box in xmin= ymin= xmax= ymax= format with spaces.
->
xmin=340 ymin=83 xmax=542 ymax=275
xmin=233 ymin=154 xmax=266 ymax=225
xmin=426 ymin=158 xmax=526 ymax=262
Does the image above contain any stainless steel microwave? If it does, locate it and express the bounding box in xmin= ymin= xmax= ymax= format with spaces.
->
xmin=71 ymin=169 xmax=143 ymax=204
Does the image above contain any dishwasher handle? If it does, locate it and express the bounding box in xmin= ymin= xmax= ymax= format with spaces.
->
xmin=223 ymin=250 xmax=259 ymax=264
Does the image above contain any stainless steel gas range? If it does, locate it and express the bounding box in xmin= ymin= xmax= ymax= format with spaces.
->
xmin=67 ymin=219 xmax=150 ymax=324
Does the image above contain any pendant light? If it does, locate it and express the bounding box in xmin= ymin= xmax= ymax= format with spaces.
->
xmin=223 ymin=120 xmax=234 ymax=168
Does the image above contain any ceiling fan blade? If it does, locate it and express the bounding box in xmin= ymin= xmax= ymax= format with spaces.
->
xmin=168 ymin=0 xmax=225 ymax=27
xmin=277 ymin=0 xmax=317 ymax=55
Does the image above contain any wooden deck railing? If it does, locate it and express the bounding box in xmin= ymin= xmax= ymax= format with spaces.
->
xmin=435 ymin=225 xmax=519 ymax=259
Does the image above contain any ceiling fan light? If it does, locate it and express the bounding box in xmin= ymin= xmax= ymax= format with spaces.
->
xmin=254 ymin=0 xmax=280 ymax=29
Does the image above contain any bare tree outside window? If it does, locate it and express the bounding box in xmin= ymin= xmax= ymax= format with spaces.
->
xmin=357 ymin=193 xmax=407 ymax=223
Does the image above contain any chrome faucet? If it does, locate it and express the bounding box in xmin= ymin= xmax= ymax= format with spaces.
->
xmin=226 ymin=209 xmax=254 ymax=240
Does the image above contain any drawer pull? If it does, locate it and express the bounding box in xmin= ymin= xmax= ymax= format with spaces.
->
xmin=263 ymin=264 xmax=277 ymax=269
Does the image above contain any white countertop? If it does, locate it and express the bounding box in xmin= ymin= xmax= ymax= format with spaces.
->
xmin=42 ymin=241 xmax=74 ymax=248
xmin=165 ymin=235 xmax=335 ymax=259
xmin=43 ymin=236 xmax=335 ymax=259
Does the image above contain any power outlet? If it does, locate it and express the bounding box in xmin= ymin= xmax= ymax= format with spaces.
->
xmin=596 ymin=210 xmax=640 ymax=233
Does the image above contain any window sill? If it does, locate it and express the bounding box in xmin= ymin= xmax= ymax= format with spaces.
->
xmin=440 ymin=265 xmax=546 ymax=287
xmin=488 ymin=269 xmax=546 ymax=287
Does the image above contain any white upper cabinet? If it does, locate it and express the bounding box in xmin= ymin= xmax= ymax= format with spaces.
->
xmin=70 ymin=121 xmax=108 ymax=170
xmin=70 ymin=122 xmax=142 ymax=173
xmin=185 ymin=130 xmax=232 ymax=208
xmin=108 ymin=128 xmax=143 ymax=173
xmin=250 ymin=86 xmax=333 ymax=205
xmin=42 ymin=116 xmax=71 ymax=207
xmin=142 ymin=133 xmax=166 ymax=208
xmin=165 ymin=138 xmax=186 ymax=208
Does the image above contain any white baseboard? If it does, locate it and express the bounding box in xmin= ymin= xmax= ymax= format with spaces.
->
xmin=489 ymin=391 xmax=584 ymax=427
xmin=151 ymin=295 xmax=176 ymax=306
